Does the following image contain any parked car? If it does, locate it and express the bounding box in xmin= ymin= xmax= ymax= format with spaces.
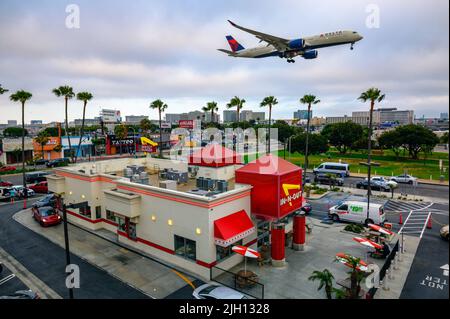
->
xmin=34 ymin=194 xmax=57 ymax=208
xmin=301 ymin=202 xmax=312 ymax=214
xmin=0 ymin=290 xmax=40 ymax=299
xmin=0 ymin=179 xmax=13 ymax=187
xmin=313 ymin=162 xmax=350 ymax=177
xmin=192 ymin=284 xmax=247 ymax=299
xmin=1 ymin=186 xmax=35 ymax=199
xmin=33 ymin=158 xmax=49 ymax=166
xmin=46 ymin=157 xmax=71 ymax=168
xmin=31 ymin=206 xmax=62 ymax=227
xmin=328 ymin=201 xmax=385 ymax=225
xmin=390 ymin=174 xmax=418 ymax=184
xmin=29 ymin=181 xmax=49 ymax=194
xmin=368 ymin=176 xmax=398 ymax=188
xmin=440 ymin=225 xmax=449 ymax=241
xmin=356 ymin=180 xmax=390 ymax=192
xmin=0 ymin=166 xmax=16 ymax=172
xmin=314 ymin=173 xmax=344 ymax=186
xmin=25 ymin=171 xmax=50 ymax=184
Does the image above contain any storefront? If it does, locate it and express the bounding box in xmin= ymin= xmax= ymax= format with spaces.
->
xmin=33 ymin=136 xmax=62 ymax=160
xmin=0 ymin=137 xmax=34 ymax=164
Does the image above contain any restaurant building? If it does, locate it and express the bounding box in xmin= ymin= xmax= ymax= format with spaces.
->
xmin=47 ymin=145 xmax=304 ymax=279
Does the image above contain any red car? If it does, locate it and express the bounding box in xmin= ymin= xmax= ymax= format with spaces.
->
xmin=0 ymin=180 xmax=13 ymax=187
xmin=29 ymin=181 xmax=48 ymax=193
xmin=32 ymin=206 xmax=61 ymax=227
xmin=0 ymin=166 xmax=16 ymax=172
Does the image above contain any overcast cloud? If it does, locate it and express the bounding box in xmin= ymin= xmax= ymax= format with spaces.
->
xmin=0 ymin=0 xmax=448 ymax=122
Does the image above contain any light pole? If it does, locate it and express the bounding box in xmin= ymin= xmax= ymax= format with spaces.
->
xmin=129 ymin=126 xmax=138 ymax=158
xmin=57 ymin=194 xmax=74 ymax=299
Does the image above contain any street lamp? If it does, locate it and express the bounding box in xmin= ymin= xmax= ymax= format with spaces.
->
xmin=129 ymin=126 xmax=138 ymax=158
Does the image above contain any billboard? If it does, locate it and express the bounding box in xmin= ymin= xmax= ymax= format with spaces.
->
xmin=100 ymin=109 xmax=122 ymax=123
xmin=179 ymin=120 xmax=194 ymax=129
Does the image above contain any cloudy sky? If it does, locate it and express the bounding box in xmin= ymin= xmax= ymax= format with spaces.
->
xmin=0 ymin=0 xmax=448 ymax=123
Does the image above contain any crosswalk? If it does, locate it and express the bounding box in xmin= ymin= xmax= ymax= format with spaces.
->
xmin=399 ymin=210 xmax=432 ymax=238
xmin=384 ymin=200 xmax=432 ymax=212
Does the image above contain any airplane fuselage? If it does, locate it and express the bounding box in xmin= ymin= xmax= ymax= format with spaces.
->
xmin=231 ymin=30 xmax=362 ymax=59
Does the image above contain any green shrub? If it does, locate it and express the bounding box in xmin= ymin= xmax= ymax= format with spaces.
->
xmin=344 ymin=224 xmax=365 ymax=234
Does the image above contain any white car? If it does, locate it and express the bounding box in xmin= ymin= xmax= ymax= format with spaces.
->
xmin=193 ymin=284 xmax=247 ymax=299
xmin=12 ymin=185 xmax=35 ymax=197
xmin=390 ymin=174 xmax=418 ymax=184
xmin=367 ymin=176 xmax=398 ymax=188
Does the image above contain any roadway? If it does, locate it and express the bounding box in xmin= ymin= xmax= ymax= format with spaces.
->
xmin=0 ymin=198 xmax=150 ymax=299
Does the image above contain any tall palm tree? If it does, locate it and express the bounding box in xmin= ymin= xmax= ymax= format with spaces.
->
xmin=35 ymin=131 xmax=51 ymax=160
xmin=299 ymin=94 xmax=320 ymax=184
xmin=0 ymin=84 xmax=8 ymax=95
xmin=52 ymin=86 xmax=75 ymax=161
xmin=358 ymin=88 xmax=385 ymax=223
xmin=226 ymin=96 xmax=246 ymax=124
xmin=260 ymin=96 xmax=278 ymax=154
xmin=75 ymin=92 xmax=94 ymax=163
xmin=202 ymin=101 xmax=218 ymax=123
xmin=150 ymin=99 xmax=168 ymax=158
xmin=10 ymin=90 xmax=32 ymax=206
xmin=308 ymin=269 xmax=335 ymax=299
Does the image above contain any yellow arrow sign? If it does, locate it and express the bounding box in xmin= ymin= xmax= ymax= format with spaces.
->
xmin=282 ymin=184 xmax=301 ymax=206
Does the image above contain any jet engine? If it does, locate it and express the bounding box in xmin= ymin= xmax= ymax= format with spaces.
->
xmin=288 ymin=38 xmax=306 ymax=50
xmin=302 ymin=50 xmax=318 ymax=59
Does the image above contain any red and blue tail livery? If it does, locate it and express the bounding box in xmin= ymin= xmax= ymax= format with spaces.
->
xmin=226 ymin=35 xmax=245 ymax=52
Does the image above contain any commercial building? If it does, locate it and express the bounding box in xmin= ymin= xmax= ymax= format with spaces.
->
xmin=293 ymin=110 xmax=312 ymax=120
xmin=125 ymin=115 xmax=149 ymax=125
xmin=352 ymin=108 xmax=414 ymax=126
xmin=47 ymin=147 xmax=305 ymax=279
xmin=61 ymin=136 xmax=94 ymax=158
xmin=223 ymin=110 xmax=265 ymax=123
xmin=440 ymin=113 xmax=449 ymax=120
xmin=0 ymin=137 xmax=34 ymax=164
xmin=33 ymin=136 xmax=62 ymax=160
xmin=73 ymin=118 xmax=101 ymax=127
xmin=166 ymin=111 xmax=219 ymax=124
xmin=223 ymin=110 xmax=237 ymax=123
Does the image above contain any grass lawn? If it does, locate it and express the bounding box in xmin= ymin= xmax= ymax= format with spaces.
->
xmin=243 ymin=148 xmax=449 ymax=181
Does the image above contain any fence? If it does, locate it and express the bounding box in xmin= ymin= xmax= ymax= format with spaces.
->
xmin=367 ymin=239 xmax=399 ymax=298
xmin=210 ymin=266 xmax=265 ymax=299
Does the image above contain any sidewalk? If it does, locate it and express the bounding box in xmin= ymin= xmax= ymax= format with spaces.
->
xmin=13 ymin=209 xmax=197 ymax=299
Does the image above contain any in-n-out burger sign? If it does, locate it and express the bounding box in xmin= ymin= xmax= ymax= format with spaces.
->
xmin=280 ymin=183 xmax=302 ymax=207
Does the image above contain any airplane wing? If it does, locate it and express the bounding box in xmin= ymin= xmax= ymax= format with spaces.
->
xmin=228 ymin=20 xmax=290 ymax=51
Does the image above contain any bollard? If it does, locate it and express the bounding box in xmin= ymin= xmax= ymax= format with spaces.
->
xmin=397 ymin=251 xmax=402 ymax=263
xmin=393 ymin=255 xmax=400 ymax=270
xmin=388 ymin=266 xmax=395 ymax=280
xmin=427 ymin=216 xmax=432 ymax=229
xmin=399 ymin=213 xmax=403 ymax=225
xmin=382 ymin=274 xmax=390 ymax=291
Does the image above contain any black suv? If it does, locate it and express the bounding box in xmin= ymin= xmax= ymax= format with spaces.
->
xmin=46 ymin=158 xmax=70 ymax=168
xmin=356 ymin=180 xmax=390 ymax=192
xmin=25 ymin=171 xmax=50 ymax=184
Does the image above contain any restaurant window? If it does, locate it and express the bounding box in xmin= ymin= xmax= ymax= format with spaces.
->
xmin=95 ymin=206 xmax=102 ymax=219
xmin=117 ymin=217 xmax=127 ymax=232
xmin=79 ymin=205 xmax=91 ymax=217
xmin=174 ymin=235 xmax=196 ymax=261
xmin=216 ymin=240 xmax=242 ymax=262
xmin=106 ymin=209 xmax=116 ymax=222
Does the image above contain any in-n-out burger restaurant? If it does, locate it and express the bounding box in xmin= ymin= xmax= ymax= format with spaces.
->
xmin=47 ymin=145 xmax=305 ymax=279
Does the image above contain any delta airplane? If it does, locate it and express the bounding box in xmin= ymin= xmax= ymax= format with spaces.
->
xmin=218 ymin=20 xmax=363 ymax=63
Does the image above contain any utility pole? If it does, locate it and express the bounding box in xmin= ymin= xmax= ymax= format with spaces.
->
xmin=59 ymin=195 xmax=74 ymax=299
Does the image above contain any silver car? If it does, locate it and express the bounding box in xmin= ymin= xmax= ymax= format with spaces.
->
xmin=192 ymin=284 xmax=247 ymax=299
xmin=390 ymin=174 xmax=417 ymax=184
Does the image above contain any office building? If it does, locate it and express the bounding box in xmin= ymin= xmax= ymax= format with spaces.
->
xmin=294 ymin=110 xmax=312 ymax=120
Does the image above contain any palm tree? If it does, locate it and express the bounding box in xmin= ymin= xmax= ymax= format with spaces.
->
xmin=0 ymin=84 xmax=8 ymax=95
xmin=75 ymin=92 xmax=94 ymax=163
xmin=358 ymin=88 xmax=385 ymax=223
xmin=150 ymin=99 xmax=168 ymax=158
xmin=35 ymin=131 xmax=51 ymax=160
xmin=202 ymin=101 xmax=219 ymax=123
xmin=308 ymin=269 xmax=335 ymax=299
xmin=226 ymin=96 xmax=246 ymax=124
xmin=10 ymin=90 xmax=32 ymax=203
xmin=114 ymin=124 xmax=129 ymax=155
xmin=341 ymin=255 xmax=366 ymax=299
xmin=260 ymin=96 xmax=278 ymax=154
xmin=300 ymin=95 xmax=320 ymax=184
xmin=52 ymin=86 xmax=75 ymax=161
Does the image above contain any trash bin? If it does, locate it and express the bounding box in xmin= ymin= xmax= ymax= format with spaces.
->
xmin=440 ymin=175 xmax=445 ymax=182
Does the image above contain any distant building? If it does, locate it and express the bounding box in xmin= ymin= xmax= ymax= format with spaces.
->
xmin=293 ymin=109 xmax=312 ymax=120
xmin=166 ymin=111 xmax=219 ymax=124
xmin=325 ymin=116 xmax=353 ymax=125
xmin=240 ymin=110 xmax=265 ymax=122
xmin=310 ymin=117 xmax=326 ymax=126
xmin=440 ymin=113 xmax=449 ymax=120
xmin=30 ymin=120 xmax=43 ymax=125
xmin=125 ymin=115 xmax=149 ymax=125
xmin=352 ymin=108 xmax=414 ymax=126
xmin=415 ymin=117 xmax=449 ymax=131
xmin=73 ymin=118 xmax=101 ymax=127
xmin=223 ymin=110 xmax=237 ymax=123
xmin=7 ymin=120 xmax=17 ymax=126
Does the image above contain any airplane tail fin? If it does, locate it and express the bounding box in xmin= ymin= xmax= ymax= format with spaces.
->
xmin=226 ymin=35 xmax=245 ymax=52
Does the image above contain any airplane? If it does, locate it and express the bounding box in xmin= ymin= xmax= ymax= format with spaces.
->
xmin=218 ymin=20 xmax=363 ymax=63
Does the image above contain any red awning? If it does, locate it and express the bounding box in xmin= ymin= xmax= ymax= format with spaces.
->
xmin=214 ymin=210 xmax=255 ymax=247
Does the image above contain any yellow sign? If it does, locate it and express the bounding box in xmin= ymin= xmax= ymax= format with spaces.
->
xmin=282 ymin=183 xmax=301 ymax=207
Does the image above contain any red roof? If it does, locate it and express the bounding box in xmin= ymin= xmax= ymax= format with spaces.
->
xmin=236 ymin=154 xmax=300 ymax=175
xmin=214 ymin=210 xmax=255 ymax=247
xmin=188 ymin=144 xmax=242 ymax=168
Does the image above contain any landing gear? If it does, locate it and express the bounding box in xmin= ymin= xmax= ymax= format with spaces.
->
xmin=350 ymin=43 xmax=355 ymax=50
xmin=287 ymin=59 xmax=295 ymax=63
